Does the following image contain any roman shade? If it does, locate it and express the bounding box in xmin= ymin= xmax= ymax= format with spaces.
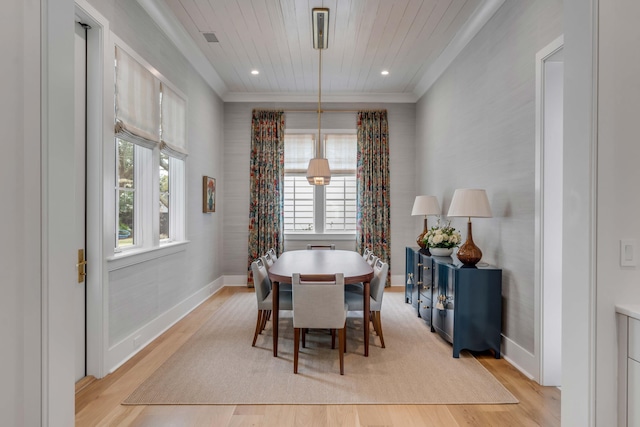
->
xmin=160 ymin=83 xmax=188 ymax=159
xmin=114 ymin=46 xmax=160 ymax=149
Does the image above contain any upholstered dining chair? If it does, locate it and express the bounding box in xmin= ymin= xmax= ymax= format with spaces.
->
xmin=261 ymin=254 xmax=292 ymax=292
xmin=345 ymin=253 xmax=376 ymax=293
xmin=345 ymin=258 xmax=389 ymax=348
xmin=267 ymin=247 xmax=278 ymax=261
xmin=306 ymin=244 xmax=336 ymax=250
xmin=250 ymin=258 xmax=292 ymax=347
xmin=362 ymin=248 xmax=371 ymax=259
xmin=263 ymin=251 xmax=275 ymax=269
xmin=366 ymin=252 xmax=378 ymax=266
xmin=292 ymin=273 xmax=347 ymax=375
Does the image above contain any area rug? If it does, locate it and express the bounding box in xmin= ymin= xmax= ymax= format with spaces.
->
xmin=123 ymin=291 xmax=517 ymax=405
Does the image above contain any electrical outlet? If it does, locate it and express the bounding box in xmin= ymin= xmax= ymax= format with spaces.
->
xmin=133 ymin=335 xmax=141 ymax=348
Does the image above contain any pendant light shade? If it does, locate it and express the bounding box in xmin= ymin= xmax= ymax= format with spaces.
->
xmin=307 ymin=8 xmax=331 ymax=186
xmin=306 ymin=158 xmax=331 ymax=185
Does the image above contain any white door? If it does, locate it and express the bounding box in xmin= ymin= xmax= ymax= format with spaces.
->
xmin=74 ymin=21 xmax=87 ymax=382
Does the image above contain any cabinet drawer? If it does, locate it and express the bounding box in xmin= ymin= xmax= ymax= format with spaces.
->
xmin=418 ymin=294 xmax=432 ymax=322
xmin=630 ymin=318 xmax=640 ymax=362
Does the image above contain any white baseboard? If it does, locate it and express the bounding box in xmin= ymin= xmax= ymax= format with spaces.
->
xmin=391 ymin=274 xmax=404 ymax=287
xmin=501 ymin=334 xmax=538 ymax=381
xmin=224 ymin=274 xmax=248 ymax=286
xmin=106 ymin=276 xmax=224 ymax=373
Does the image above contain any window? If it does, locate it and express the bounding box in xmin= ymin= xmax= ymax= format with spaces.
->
xmin=284 ymin=133 xmax=357 ymax=234
xmin=159 ymin=152 xmax=169 ymax=240
xmin=113 ymin=44 xmax=187 ymax=253
xmin=116 ymin=139 xmax=136 ymax=248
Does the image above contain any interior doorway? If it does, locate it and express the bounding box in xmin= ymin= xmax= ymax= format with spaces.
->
xmin=535 ymin=36 xmax=564 ymax=387
xmin=74 ymin=20 xmax=88 ymax=382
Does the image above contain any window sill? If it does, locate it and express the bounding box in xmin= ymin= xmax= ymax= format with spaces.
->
xmin=285 ymin=233 xmax=356 ymax=241
xmin=107 ymin=240 xmax=190 ymax=271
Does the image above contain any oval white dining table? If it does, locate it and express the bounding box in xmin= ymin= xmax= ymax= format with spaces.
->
xmin=267 ymin=249 xmax=375 ymax=357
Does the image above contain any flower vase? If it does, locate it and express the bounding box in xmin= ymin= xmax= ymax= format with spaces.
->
xmin=429 ymin=247 xmax=453 ymax=257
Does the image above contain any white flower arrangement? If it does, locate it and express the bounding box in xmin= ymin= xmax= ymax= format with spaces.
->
xmin=422 ymin=220 xmax=462 ymax=249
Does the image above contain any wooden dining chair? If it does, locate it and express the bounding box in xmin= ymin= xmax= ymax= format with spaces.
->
xmin=306 ymin=244 xmax=336 ymax=250
xmin=345 ymin=258 xmax=389 ymax=348
xmin=292 ymin=273 xmax=347 ymax=375
xmin=250 ymin=258 xmax=292 ymax=347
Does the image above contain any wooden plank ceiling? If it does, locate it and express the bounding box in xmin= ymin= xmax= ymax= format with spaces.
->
xmin=164 ymin=0 xmax=483 ymax=96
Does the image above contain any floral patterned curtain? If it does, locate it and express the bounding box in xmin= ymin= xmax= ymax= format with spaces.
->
xmin=247 ymin=110 xmax=285 ymax=286
xmin=356 ymin=110 xmax=391 ymax=279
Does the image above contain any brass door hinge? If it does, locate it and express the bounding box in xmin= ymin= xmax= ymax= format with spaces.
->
xmin=77 ymin=249 xmax=87 ymax=283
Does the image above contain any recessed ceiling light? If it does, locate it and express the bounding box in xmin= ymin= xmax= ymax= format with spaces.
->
xmin=251 ymin=70 xmax=259 ymax=75
xmin=381 ymin=70 xmax=389 ymax=76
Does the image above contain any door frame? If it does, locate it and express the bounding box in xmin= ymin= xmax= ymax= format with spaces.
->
xmin=75 ymin=0 xmax=110 ymax=379
xmin=534 ymin=35 xmax=564 ymax=386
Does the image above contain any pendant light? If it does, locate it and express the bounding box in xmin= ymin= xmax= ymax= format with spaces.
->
xmin=306 ymin=8 xmax=331 ymax=186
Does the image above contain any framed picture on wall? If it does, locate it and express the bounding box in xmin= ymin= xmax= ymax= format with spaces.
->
xmin=203 ymin=176 xmax=216 ymax=213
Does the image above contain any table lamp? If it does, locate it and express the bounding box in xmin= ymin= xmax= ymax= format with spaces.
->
xmin=447 ymin=189 xmax=492 ymax=266
xmin=411 ymin=195 xmax=441 ymax=253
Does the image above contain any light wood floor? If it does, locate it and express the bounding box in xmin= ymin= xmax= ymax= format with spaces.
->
xmin=75 ymin=286 xmax=561 ymax=427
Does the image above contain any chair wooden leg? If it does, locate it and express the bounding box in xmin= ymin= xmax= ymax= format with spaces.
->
xmin=302 ymin=328 xmax=306 ymax=348
xmin=294 ymin=327 xmax=300 ymax=374
xmin=339 ymin=326 xmax=345 ymax=375
xmin=374 ymin=311 xmax=385 ymax=348
xmin=260 ymin=310 xmax=269 ymax=332
xmin=331 ymin=329 xmax=336 ymax=349
xmin=252 ymin=310 xmax=263 ymax=347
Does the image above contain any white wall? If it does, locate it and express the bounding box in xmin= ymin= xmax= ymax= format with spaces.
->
xmin=415 ymin=0 xmax=562 ymax=370
xmin=223 ymin=102 xmax=417 ymax=284
xmin=1 ymin=1 xmax=43 ymax=425
xmin=594 ymin=0 xmax=640 ymax=424
xmin=84 ymin=0 xmax=225 ymax=373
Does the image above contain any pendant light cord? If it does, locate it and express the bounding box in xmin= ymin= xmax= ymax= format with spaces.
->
xmin=317 ymin=47 xmax=322 ymax=158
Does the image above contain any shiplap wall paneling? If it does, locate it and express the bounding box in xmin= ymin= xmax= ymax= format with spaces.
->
xmin=415 ymin=0 xmax=562 ymax=357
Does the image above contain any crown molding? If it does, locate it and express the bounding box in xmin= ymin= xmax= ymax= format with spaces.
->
xmin=413 ymin=0 xmax=505 ymax=100
xmin=222 ymin=91 xmax=418 ymax=104
xmin=136 ymin=0 xmax=228 ymax=98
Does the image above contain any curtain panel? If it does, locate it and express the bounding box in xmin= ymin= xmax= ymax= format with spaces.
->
xmin=247 ymin=110 xmax=285 ymax=286
xmin=356 ymin=110 xmax=391 ymax=278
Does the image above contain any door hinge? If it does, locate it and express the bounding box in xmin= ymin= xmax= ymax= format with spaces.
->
xmin=77 ymin=249 xmax=87 ymax=283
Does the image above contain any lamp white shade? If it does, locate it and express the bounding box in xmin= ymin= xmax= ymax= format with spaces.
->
xmin=306 ymin=157 xmax=331 ymax=185
xmin=447 ymin=189 xmax=493 ymax=218
xmin=411 ymin=195 xmax=441 ymax=216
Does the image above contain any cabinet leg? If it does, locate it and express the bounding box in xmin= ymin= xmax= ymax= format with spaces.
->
xmin=494 ymin=350 xmax=501 ymax=359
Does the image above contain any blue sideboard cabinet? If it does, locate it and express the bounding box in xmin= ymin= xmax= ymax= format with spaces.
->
xmin=431 ymin=256 xmax=503 ymax=358
xmin=405 ymin=247 xmax=433 ymax=328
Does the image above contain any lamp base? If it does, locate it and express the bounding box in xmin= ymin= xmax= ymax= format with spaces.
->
xmin=416 ymin=217 xmax=428 ymax=251
xmin=457 ymin=221 xmax=482 ymax=266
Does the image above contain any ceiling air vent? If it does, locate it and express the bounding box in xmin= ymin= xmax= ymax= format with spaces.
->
xmin=203 ymin=32 xmax=219 ymax=43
